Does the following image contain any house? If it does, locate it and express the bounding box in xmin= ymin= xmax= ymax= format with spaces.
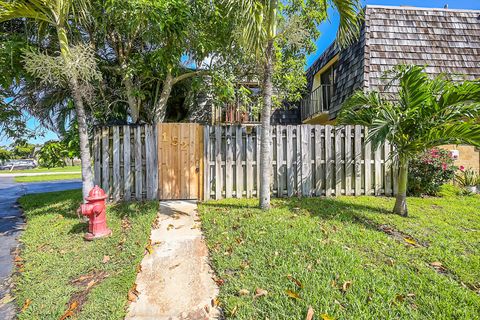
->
xmin=301 ymin=5 xmax=480 ymax=170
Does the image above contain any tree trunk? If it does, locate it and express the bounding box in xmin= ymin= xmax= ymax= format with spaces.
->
xmin=124 ymin=77 xmax=140 ymax=123
xmin=57 ymin=26 xmax=94 ymax=201
xmin=154 ymin=70 xmax=174 ymax=123
xmin=71 ymin=79 xmax=94 ymax=200
xmin=259 ymin=39 xmax=274 ymax=210
xmin=393 ymin=159 xmax=409 ymax=216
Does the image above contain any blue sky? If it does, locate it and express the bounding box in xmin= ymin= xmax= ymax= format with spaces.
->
xmin=2 ymin=0 xmax=480 ymax=147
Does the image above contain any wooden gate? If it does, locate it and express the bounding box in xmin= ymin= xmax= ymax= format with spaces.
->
xmin=157 ymin=123 xmax=203 ymax=200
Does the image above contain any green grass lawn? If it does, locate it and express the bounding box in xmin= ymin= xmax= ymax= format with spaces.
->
xmin=14 ymin=190 xmax=158 ymax=319
xmin=14 ymin=173 xmax=81 ymax=183
xmin=0 ymin=165 xmax=81 ymax=174
xmin=199 ymin=195 xmax=480 ymax=319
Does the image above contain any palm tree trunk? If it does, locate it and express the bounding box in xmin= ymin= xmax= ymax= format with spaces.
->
xmin=154 ymin=70 xmax=174 ymax=123
xmin=259 ymin=39 xmax=274 ymax=210
xmin=70 ymin=79 xmax=94 ymax=200
xmin=393 ymin=159 xmax=409 ymax=216
xmin=57 ymin=26 xmax=94 ymax=200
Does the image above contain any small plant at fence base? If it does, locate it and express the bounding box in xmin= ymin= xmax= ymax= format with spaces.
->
xmin=455 ymin=167 xmax=480 ymax=194
xmin=408 ymin=148 xmax=457 ymax=196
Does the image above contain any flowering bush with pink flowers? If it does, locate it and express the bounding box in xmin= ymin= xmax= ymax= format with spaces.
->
xmin=408 ymin=148 xmax=457 ymax=196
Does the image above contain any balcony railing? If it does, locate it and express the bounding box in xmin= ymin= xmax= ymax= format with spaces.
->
xmin=213 ymin=103 xmax=260 ymax=124
xmin=300 ymin=84 xmax=332 ymax=121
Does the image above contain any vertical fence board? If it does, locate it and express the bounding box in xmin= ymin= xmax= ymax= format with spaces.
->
xmin=112 ymin=126 xmax=121 ymax=201
xmin=301 ymin=125 xmax=312 ymax=196
xmin=286 ymin=126 xmax=294 ymax=197
xmin=225 ymin=126 xmax=233 ymax=198
xmin=101 ymin=127 xmax=110 ymax=197
xmin=354 ymin=126 xmax=362 ymax=195
xmin=295 ymin=127 xmax=302 ymax=196
xmin=235 ymin=126 xmax=243 ymax=198
xmin=94 ymin=129 xmax=101 ymax=186
xmin=215 ymin=126 xmax=222 ymax=200
xmin=325 ymin=125 xmax=332 ymax=196
xmin=134 ymin=126 xmax=143 ymax=200
xmin=364 ymin=129 xmax=372 ymax=196
xmin=374 ymin=146 xmax=382 ymax=196
xmin=203 ymin=126 xmax=211 ymax=200
xmin=334 ymin=127 xmax=342 ymax=196
xmin=246 ymin=132 xmax=254 ymax=198
xmin=384 ymin=141 xmax=392 ymax=196
xmin=123 ymin=126 xmax=131 ymax=201
xmin=314 ymin=126 xmax=322 ymax=196
xmin=276 ymin=125 xmax=284 ymax=197
xmin=256 ymin=127 xmax=261 ymax=197
xmin=345 ymin=125 xmax=352 ymax=196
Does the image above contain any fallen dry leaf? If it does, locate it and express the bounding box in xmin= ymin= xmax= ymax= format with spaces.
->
xmin=59 ymin=301 xmax=78 ymax=320
xmin=102 ymin=255 xmax=110 ymax=264
xmin=254 ymin=288 xmax=268 ymax=298
xmin=238 ymin=289 xmax=250 ymax=296
xmin=167 ymin=224 xmax=175 ymax=231
xmin=286 ymin=290 xmax=301 ymax=300
xmin=128 ymin=284 xmax=139 ymax=302
xmin=341 ymin=281 xmax=352 ymax=292
xmin=306 ymin=306 xmax=314 ymax=320
xmin=14 ymin=256 xmax=23 ymax=262
xmin=212 ymin=298 xmax=220 ymax=307
xmin=430 ymin=261 xmax=443 ymax=268
xmin=21 ymin=299 xmax=31 ymax=312
xmin=321 ymin=314 xmax=335 ymax=320
xmin=287 ymin=274 xmax=304 ymax=288
xmin=145 ymin=243 xmax=153 ymax=255
xmin=404 ymin=237 xmax=417 ymax=245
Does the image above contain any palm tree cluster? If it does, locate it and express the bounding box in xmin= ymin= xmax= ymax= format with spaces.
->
xmin=339 ymin=65 xmax=480 ymax=216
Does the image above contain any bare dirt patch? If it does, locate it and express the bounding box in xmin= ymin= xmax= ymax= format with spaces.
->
xmin=378 ymin=224 xmax=429 ymax=247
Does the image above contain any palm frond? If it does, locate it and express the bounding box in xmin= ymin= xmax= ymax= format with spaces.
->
xmin=0 ymin=0 xmax=52 ymax=24
xmin=329 ymin=0 xmax=362 ymax=48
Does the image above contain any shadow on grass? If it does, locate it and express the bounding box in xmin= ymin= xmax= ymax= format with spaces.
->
xmin=108 ymin=201 xmax=158 ymax=219
xmin=201 ymin=196 xmax=407 ymax=234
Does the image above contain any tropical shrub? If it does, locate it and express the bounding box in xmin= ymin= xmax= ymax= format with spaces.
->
xmin=408 ymin=148 xmax=457 ymax=196
xmin=455 ymin=168 xmax=480 ymax=187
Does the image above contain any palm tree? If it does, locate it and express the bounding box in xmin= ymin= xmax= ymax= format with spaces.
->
xmin=0 ymin=0 xmax=94 ymax=199
xmin=224 ymin=0 xmax=361 ymax=210
xmin=338 ymin=65 xmax=480 ymax=216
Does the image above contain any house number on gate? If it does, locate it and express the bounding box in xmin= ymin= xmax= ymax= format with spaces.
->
xmin=162 ymin=132 xmax=188 ymax=150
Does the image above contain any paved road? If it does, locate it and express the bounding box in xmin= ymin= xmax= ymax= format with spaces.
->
xmin=0 ymin=177 xmax=81 ymax=319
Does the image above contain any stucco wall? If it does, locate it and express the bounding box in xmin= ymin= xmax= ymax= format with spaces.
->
xmin=441 ymin=145 xmax=480 ymax=172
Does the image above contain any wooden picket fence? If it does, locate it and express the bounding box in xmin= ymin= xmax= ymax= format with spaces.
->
xmin=203 ymin=125 xmax=398 ymax=200
xmin=93 ymin=124 xmax=158 ymax=201
xmin=93 ymin=123 xmax=398 ymax=201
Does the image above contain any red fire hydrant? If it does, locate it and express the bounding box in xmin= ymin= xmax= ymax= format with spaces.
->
xmin=79 ymin=186 xmax=112 ymax=241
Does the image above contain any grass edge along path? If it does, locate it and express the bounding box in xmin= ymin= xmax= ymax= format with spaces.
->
xmin=14 ymin=173 xmax=81 ymax=183
xmin=199 ymin=196 xmax=480 ymax=319
xmin=0 ymin=165 xmax=81 ymax=174
xmin=14 ymin=189 xmax=158 ymax=319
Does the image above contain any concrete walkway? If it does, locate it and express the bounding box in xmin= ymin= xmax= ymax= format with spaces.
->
xmin=0 ymin=177 xmax=81 ymax=320
xmin=126 ymin=201 xmax=220 ymax=320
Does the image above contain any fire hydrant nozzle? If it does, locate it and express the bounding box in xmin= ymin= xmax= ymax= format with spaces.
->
xmin=79 ymin=186 xmax=112 ymax=241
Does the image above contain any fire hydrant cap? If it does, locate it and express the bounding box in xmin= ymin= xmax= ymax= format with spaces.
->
xmin=86 ymin=185 xmax=108 ymax=201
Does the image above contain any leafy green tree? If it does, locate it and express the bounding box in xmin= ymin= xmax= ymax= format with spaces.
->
xmin=11 ymin=139 xmax=35 ymax=159
xmin=223 ymin=0 xmax=361 ymax=209
xmin=37 ymin=140 xmax=67 ymax=168
xmin=0 ymin=147 xmax=12 ymax=162
xmin=338 ymin=65 xmax=480 ymax=216
xmin=0 ymin=0 xmax=98 ymax=199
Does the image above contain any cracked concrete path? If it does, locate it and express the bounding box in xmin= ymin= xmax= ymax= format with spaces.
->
xmin=126 ymin=200 xmax=219 ymax=320
xmin=0 ymin=177 xmax=81 ymax=320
